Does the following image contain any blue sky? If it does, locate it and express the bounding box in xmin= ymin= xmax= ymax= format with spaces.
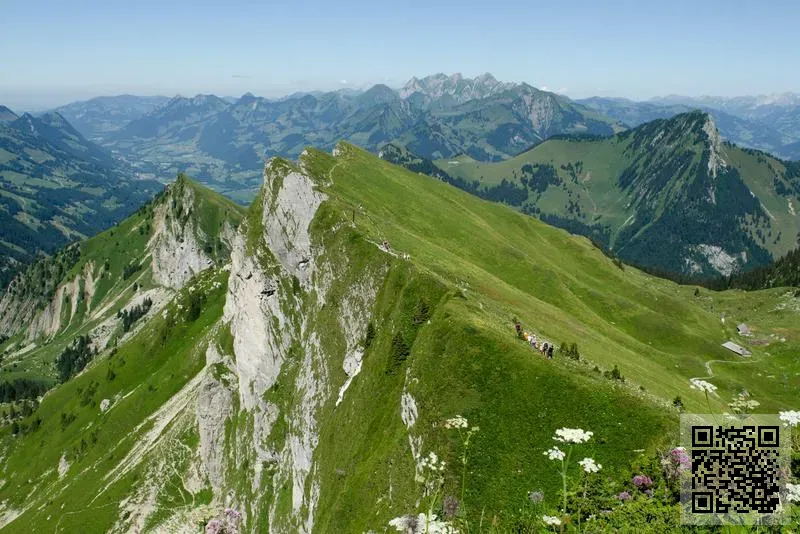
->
xmin=2 ymin=0 xmax=798 ymax=109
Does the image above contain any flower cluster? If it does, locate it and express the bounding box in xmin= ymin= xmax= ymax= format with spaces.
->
xmin=224 ymin=508 xmax=242 ymax=524
xmin=553 ymin=427 xmax=593 ymax=444
xmin=389 ymin=513 xmax=456 ymax=534
xmin=542 ymin=515 xmax=562 ymax=526
xmin=728 ymin=392 xmax=760 ymax=414
xmin=787 ymin=483 xmax=800 ymax=503
xmin=205 ymin=508 xmax=242 ymax=534
xmin=617 ymin=491 xmax=632 ymax=501
xmin=205 ymin=519 xmax=224 ymax=534
xmin=689 ymin=378 xmax=717 ymax=393
xmin=420 ymin=451 xmax=446 ymax=473
xmin=779 ymin=410 xmax=800 ymax=427
xmin=670 ymin=447 xmax=691 ymax=470
xmin=443 ymin=415 xmax=468 ymax=429
xmin=632 ymin=474 xmax=653 ymax=488
xmin=528 ymin=490 xmax=544 ymax=503
xmin=544 ymin=446 xmax=566 ymax=461
xmin=578 ymin=457 xmax=602 ymax=473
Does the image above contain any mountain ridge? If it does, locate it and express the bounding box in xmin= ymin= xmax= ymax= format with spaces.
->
xmin=0 ymin=110 xmax=162 ymax=287
xmin=421 ymin=110 xmax=800 ymax=276
xmin=1 ymin=144 xmax=798 ymax=532
xmin=98 ymin=74 xmax=620 ymax=199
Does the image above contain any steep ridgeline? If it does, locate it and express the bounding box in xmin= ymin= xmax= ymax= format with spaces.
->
xmin=430 ymin=111 xmax=800 ymax=276
xmin=0 ymin=109 xmax=162 ymax=287
xmin=577 ymin=97 xmax=795 ymax=160
xmin=651 ymin=93 xmax=800 ymax=160
xmin=100 ymin=74 xmax=620 ymax=199
xmin=2 ymin=144 xmax=799 ymax=532
xmin=0 ymin=174 xmax=243 ymax=385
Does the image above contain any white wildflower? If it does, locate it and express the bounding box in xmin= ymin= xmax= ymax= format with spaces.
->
xmin=578 ymin=457 xmax=602 ymax=473
xmin=690 ymin=378 xmax=717 ymax=393
xmin=553 ymin=428 xmax=593 ymax=444
xmin=389 ymin=513 xmax=457 ymax=533
xmin=542 ymin=515 xmax=562 ymax=526
xmin=443 ymin=415 xmax=468 ymax=429
xmin=544 ymin=447 xmax=566 ymax=461
xmin=787 ymin=483 xmax=800 ymax=503
xmin=779 ymin=410 xmax=800 ymax=427
xmin=420 ymin=452 xmax=446 ymax=472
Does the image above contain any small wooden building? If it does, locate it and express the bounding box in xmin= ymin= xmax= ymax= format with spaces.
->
xmin=722 ymin=341 xmax=751 ymax=357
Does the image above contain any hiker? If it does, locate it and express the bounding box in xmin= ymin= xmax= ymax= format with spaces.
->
xmin=547 ymin=345 xmax=554 ymax=359
xmin=542 ymin=342 xmax=549 ymax=355
xmin=515 ymin=322 xmax=522 ymax=336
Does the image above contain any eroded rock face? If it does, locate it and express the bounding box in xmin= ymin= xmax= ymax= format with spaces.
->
xmin=223 ymin=237 xmax=283 ymax=479
xmin=221 ymin=159 xmax=383 ymax=533
xmin=8 ymin=262 xmax=97 ymax=341
xmin=261 ymin=167 xmax=327 ymax=286
xmin=196 ymin=345 xmax=235 ymax=492
xmin=149 ymin=183 xmax=213 ymax=290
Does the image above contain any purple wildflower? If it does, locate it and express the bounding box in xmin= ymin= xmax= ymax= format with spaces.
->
xmin=206 ymin=519 xmax=223 ymax=534
xmin=644 ymin=489 xmax=653 ymax=497
xmin=632 ymin=474 xmax=653 ymax=488
xmin=617 ymin=491 xmax=632 ymax=501
xmin=670 ymin=447 xmax=690 ymax=470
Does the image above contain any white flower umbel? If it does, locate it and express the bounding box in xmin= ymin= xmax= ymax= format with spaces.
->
xmin=443 ymin=415 xmax=468 ymax=429
xmin=420 ymin=451 xmax=446 ymax=473
xmin=578 ymin=457 xmax=602 ymax=473
xmin=553 ymin=427 xmax=593 ymax=444
xmin=389 ymin=513 xmax=457 ymax=533
xmin=779 ymin=410 xmax=800 ymax=427
xmin=786 ymin=483 xmax=800 ymax=503
xmin=689 ymin=378 xmax=717 ymax=393
xmin=544 ymin=447 xmax=566 ymax=461
xmin=542 ymin=515 xmax=562 ymax=526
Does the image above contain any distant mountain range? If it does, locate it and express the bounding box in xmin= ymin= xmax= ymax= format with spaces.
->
xmin=0 ymin=106 xmax=161 ymax=286
xmin=51 ymin=95 xmax=170 ymax=140
xmin=9 ymin=76 xmax=795 ymax=280
xmin=42 ymin=78 xmax=799 ymax=204
xmin=53 ymin=74 xmax=619 ymax=199
xmin=382 ymin=111 xmax=800 ymax=277
xmin=578 ymin=94 xmax=800 ymax=160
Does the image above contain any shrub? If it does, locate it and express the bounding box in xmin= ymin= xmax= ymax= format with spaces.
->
xmin=117 ymin=298 xmax=153 ymax=332
xmin=56 ymin=336 xmax=96 ymax=382
xmin=412 ymin=300 xmax=430 ymax=325
xmin=185 ymin=291 xmax=205 ymax=322
xmin=60 ymin=412 xmax=76 ymax=430
xmin=363 ymin=322 xmax=376 ymax=350
xmin=386 ymin=333 xmax=411 ymax=375
xmin=122 ymin=262 xmax=143 ymax=280
xmin=604 ymin=365 xmax=624 ymax=382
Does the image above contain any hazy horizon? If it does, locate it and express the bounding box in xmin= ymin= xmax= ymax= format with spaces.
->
xmin=3 ymin=0 xmax=800 ymax=111
xmin=3 ymin=75 xmax=800 ymax=114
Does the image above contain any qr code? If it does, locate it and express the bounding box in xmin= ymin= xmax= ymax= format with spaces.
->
xmin=680 ymin=414 xmax=790 ymax=525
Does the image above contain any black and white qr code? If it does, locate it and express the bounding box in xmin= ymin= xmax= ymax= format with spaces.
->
xmin=680 ymin=415 xmax=789 ymax=525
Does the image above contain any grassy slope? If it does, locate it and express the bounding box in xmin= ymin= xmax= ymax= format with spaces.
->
xmin=0 ymin=175 xmax=244 ymax=384
xmin=0 ymin=270 xmax=228 ymax=532
xmin=0 ymin=148 xmax=797 ymax=532
xmin=324 ymin=144 xmax=799 ymax=414
xmin=435 ymin=128 xmax=800 ymax=259
xmin=300 ymin=144 xmax=800 ymax=528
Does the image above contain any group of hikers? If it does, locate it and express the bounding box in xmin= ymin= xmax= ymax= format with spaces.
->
xmin=515 ymin=321 xmax=554 ymax=359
